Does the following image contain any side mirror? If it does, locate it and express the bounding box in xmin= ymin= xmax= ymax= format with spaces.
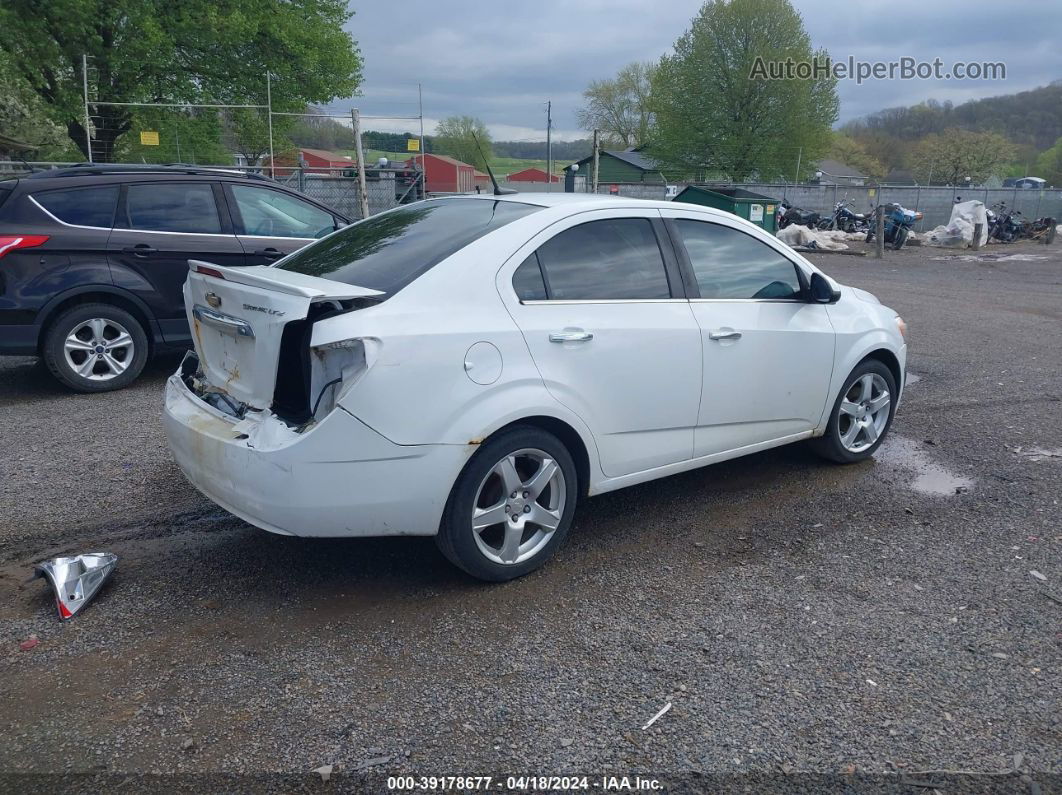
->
xmin=809 ymin=272 xmax=841 ymax=304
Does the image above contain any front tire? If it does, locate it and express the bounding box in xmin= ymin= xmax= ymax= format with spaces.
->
xmin=811 ymin=359 xmax=897 ymax=463
xmin=436 ymin=426 xmax=578 ymax=581
xmin=42 ymin=303 xmax=149 ymax=392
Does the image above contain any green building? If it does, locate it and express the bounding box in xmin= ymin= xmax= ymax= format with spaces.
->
xmin=565 ymin=149 xmax=666 ymax=185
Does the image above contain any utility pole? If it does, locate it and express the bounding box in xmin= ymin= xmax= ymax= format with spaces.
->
xmin=546 ymin=100 xmax=552 ymax=193
xmin=266 ymin=71 xmax=275 ymax=178
xmin=592 ymin=129 xmax=600 ymax=194
xmin=793 ymin=147 xmax=802 ymax=185
xmin=82 ymin=54 xmax=93 ymax=162
xmin=351 ymin=108 xmax=370 ymax=220
xmin=418 ymin=83 xmax=426 ymax=200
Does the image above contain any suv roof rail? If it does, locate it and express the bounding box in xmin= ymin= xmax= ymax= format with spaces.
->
xmin=24 ymin=163 xmax=271 ymax=181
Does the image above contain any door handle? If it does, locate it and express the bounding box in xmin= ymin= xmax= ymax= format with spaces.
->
xmin=549 ymin=329 xmax=594 ymax=343
xmin=122 ymin=244 xmax=156 ymax=256
xmin=253 ymin=247 xmax=283 ymax=259
xmin=708 ymin=330 xmax=742 ymax=341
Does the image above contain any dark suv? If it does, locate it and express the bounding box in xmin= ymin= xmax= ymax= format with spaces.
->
xmin=0 ymin=164 xmax=350 ymax=391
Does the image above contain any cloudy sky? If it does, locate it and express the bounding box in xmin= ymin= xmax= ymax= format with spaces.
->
xmin=343 ymin=0 xmax=1061 ymax=141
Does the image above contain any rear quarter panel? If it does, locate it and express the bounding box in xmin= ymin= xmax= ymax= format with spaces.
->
xmin=319 ymin=221 xmax=602 ymax=467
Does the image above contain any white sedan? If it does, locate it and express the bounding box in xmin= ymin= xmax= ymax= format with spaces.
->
xmin=164 ymin=193 xmax=906 ymax=581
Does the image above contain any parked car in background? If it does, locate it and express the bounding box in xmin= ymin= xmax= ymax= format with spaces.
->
xmin=0 ymin=164 xmax=349 ymax=391
xmin=164 ymin=193 xmax=907 ymax=581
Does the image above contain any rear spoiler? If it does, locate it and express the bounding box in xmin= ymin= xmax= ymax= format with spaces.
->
xmin=188 ymin=260 xmax=383 ymax=301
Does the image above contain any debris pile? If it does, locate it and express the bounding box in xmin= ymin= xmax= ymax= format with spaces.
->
xmin=921 ymin=200 xmax=989 ymax=248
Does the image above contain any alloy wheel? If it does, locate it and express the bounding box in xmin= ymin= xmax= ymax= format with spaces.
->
xmin=837 ymin=373 xmax=890 ymax=453
xmin=62 ymin=317 xmax=135 ymax=381
xmin=471 ymin=448 xmax=567 ymax=565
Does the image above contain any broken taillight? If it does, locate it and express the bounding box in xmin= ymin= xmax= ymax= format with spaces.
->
xmin=0 ymin=235 xmax=49 ymax=260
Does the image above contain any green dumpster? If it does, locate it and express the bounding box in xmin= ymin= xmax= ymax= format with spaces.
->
xmin=673 ymin=185 xmax=780 ymax=234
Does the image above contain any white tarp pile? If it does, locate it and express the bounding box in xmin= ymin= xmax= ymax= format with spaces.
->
xmin=777 ymin=225 xmax=863 ymax=250
xmin=920 ymin=200 xmax=989 ymax=248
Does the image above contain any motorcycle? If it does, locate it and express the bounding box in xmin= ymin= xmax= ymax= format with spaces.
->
xmin=987 ymin=202 xmax=1023 ymax=243
xmin=817 ymin=199 xmax=870 ymax=233
xmin=777 ymin=199 xmax=822 ymax=230
xmin=865 ymin=203 xmax=923 ymax=250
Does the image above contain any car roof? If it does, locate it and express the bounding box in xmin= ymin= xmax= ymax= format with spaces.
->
xmin=437 ymin=191 xmax=739 ymax=219
xmin=21 ymin=164 xmax=270 ymax=181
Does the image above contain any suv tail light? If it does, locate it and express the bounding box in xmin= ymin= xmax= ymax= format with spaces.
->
xmin=0 ymin=235 xmax=49 ymax=260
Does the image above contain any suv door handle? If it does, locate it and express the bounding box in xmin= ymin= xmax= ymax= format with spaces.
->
xmin=122 ymin=244 xmax=156 ymax=256
xmin=253 ymin=247 xmax=283 ymax=259
xmin=549 ymin=329 xmax=594 ymax=343
xmin=708 ymin=329 xmax=742 ymax=341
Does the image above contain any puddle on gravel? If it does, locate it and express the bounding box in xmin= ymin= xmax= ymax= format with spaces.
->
xmin=876 ymin=437 xmax=974 ymax=496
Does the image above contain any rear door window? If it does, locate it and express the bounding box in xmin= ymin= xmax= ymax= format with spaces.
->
xmin=533 ymin=218 xmax=671 ymax=300
xmin=34 ymin=186 xmax=119 ymax=228
xmin=123 ymin=183 xmax=222 ymax=234
xmin=512 ymin=253 xmax=548 ymax=301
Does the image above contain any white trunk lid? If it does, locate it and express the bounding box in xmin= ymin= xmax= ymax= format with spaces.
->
xmin=183 ymin=260 xmax=381 ymax=409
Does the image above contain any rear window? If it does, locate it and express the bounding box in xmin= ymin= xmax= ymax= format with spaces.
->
xmin=33 ymin=186 xmax=119 ymax=228
xmin=276 ymin=198 xmax=541 ymax=295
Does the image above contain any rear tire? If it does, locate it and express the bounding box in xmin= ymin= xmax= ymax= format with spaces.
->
xmin=436 ymin=426 xmax=578 ymax=582
xmin=42 ymin=303 xmax=149 ymax=392
xmin=811 ymin=359 xmax=897 ymax=464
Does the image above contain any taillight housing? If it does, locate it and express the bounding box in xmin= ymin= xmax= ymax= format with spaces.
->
xmin=195 ymin=264 xmax=225 ymax=279
xmin=0 ymin=235 xmax=49 ymax=260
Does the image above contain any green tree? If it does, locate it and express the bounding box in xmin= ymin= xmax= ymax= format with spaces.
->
xmin=577 ymin=61 xmax=656 ymax=148
xmin=0 ymin=52 xmax=68 ymax=157
xmin=909 ymin=129 xmax=1015 ymax=185
xmin=0 ymin=0 xmax=362 ymax=162
xmin=649 ymin=0 xmax=838 ymax=181
xmin=434 ymin=116 xmax=492 ymax=171
xmin=829 ymin=132 xmax=885 ymax=179
xmin=1034 ymin=137 xmax=1062 ymax=186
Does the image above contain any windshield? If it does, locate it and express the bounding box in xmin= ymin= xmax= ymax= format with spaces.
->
xmin=275 ymin=198 xmax=541 ymax=296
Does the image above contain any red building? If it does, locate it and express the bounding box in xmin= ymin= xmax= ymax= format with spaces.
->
xmin=267 ymin=148 xmax=355 ymax=175
xmin=506 ymin=167 xmax=558 ymax=183
xmin=406 ymin=153 xmax=483 ymax=193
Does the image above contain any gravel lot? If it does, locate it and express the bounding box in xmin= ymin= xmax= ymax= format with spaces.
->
xmin=1 ymin=241 xmax=1059 ymax=792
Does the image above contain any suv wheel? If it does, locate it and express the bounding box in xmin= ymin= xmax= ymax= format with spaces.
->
xmin=43 ymin=303 xmax=149 ymax=392
xmin=436 ymin=427 xmax=578 ymax=581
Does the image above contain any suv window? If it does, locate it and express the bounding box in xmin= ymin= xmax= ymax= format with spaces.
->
xmin=34 ymin=186 xmax=119 ymax=228
xmin=534 ymin=218 xmax=671 ymax=300
xmin=278 ymin=198 xmax=540 ymax=296
xmin=675 ymin=219 xmax=802 ymax=300
xmin=230 ymin=185 xmax=335 ymax=239
xmin=124 ymin=183 xmax=222 ymax=234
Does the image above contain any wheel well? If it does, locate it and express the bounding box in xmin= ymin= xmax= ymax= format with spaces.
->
xmin=489 ymin=416 xmax=591 ymax=499
xmin=39 ymin=292 xmax=154 ymax=356
xmin=862 ymin=348 xmax=902 ymax=390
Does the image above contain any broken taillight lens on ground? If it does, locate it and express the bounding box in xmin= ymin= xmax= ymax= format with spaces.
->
xmin=33 ymin=553 xmax=118 ymax=620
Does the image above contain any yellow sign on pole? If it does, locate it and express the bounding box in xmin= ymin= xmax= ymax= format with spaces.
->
xmin=140 ymin=131 xmax=160 ymax=146
xmin=406 ymin=138 xmax=420 ymax=152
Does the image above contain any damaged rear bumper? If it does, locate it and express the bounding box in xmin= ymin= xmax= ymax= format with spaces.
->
xmin=163 ymin=374 xmax=467 ymax=538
